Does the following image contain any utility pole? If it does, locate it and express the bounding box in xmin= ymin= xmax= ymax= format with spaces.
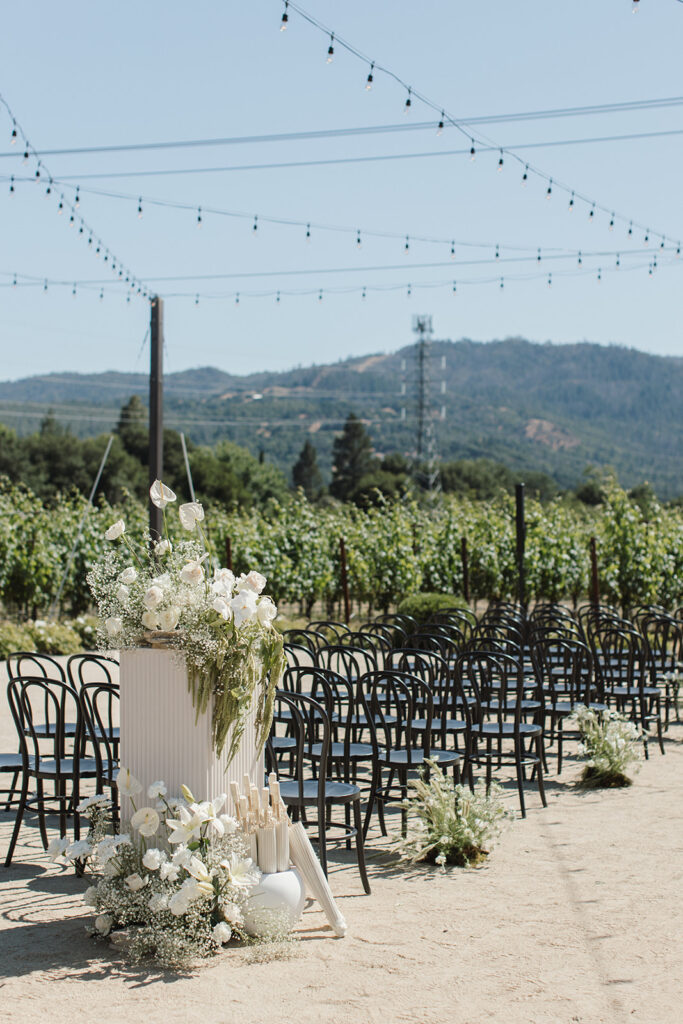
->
xmin=402 ymin=315 xmax=445 ymax=493
xmin=515 ymin=482 xmax=526 ymax=611
xmin=149 ymin=295 xmax=164 ymax=540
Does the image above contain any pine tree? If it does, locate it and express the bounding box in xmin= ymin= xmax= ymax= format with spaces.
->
xmin=330 ymin=413 xmax=373 ymax=501
xmin=292 ymin=439 xmax=324 ymax=500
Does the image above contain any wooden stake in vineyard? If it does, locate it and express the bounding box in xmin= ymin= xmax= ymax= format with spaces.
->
xmin=590 ymin=535 xmax=600 ymax=605
xmin=460 ymin=536 xmax=470 ymax=604
xmin=339 ymin=536 xmax=351 ymax=624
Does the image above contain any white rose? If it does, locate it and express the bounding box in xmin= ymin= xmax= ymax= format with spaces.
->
xmin=211 ymin=568 xmax=235 ymax=596
xmin=168 ymin=891 xmax=190 ymax=916
xmin=179 ymin=502 xmax=205 ymax=531
xmin=83 ymin=885 xmax=98 ymax=908
xmin=256 ymin=597 xmax=277 ymax=626
xmin=181 ymin=560 xmax=205 ymax=585
xmin=221 ymin=900 xmax=243 ymax=926
xmin=104 ymin=519 xmax=125 ymax=541
xmin=158 ymin=606 xmax=181 ymax=631
xmin=143 ymin=585 xmax=164 ymax=610
xmin=148 ymin=893 xmax=169 ymax=914
xmin=95 ymin=914 xmax=113 ymax=935
xmin=105 ymin=617 xmax=122 ymax=637
xmin=237 ymin=570 xmax=266 ymax=594
xmin=141 ymin=610 xmax=159 ymax=630
xmin=142 ymin=848 xmax=164 ymax=871
xmin=130 ymin=807 xmax=160 ymax=837
xmin=212 ymin=921 xmax=232 ymax=945
xmin=159 ymin=861 xmax=180 ymax=883
xmin=125 ymin=873 xmax=148 ymax=892
xmin=230 ymin=588 xmax=258 ymax=628
xmin=119 ymin=566 xmax=137 ymax=584
xmin=212 ymin=597 xmax=232 ymax=621
xmin=149 ymin=479 xmax=176 ymax=509
xmin=155 ymin=539 xmax=172 ymax=556
xmin=116 ymin=584 xmax=130 ymax=604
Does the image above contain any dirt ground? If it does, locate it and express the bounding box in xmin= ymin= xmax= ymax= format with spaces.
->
xmin=1 ymin=670 xmax=681 ymax=1024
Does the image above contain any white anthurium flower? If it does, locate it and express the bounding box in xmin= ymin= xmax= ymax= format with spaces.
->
xmin=83 ymin=886 xmax=98 ymax=908
xmin=66 ymin=839 xmax=92 ymax=860
xmin=221 ymin=901 xmax=243 ymax=926
xmin=141 ymin=610 xmax=159 ymax=630
xmin=180 ymin=559 xmax=205 ymax=585
xmin=143 ymin=585 xmax=164 ymax=610
xmin=147 ymin=780 xmax=167 ymax=800
xmin=158 ymin=606 xmax=181 ymax=631
xmin=211 ymin=568 xmax=235 ymax=597
xmin=116 ymin=768 xmax=142 ymax=797
xmin=224 ymin=853 xmax=261 ymax=890
xmin=179 ymin=501 xmax=205 ymax=531
xmin=104 ymin=519 xmax=125 ymax=541
xmin=95 ymin=914 xmax=113 ymax=935
xmin=105 ymin=616 xmax=123 ymax=637
xmin=257 ymin=596 xmax=277 ymax=627
xmin=166 ymin=805 xmax=204 ymax=845
xmin=125 ymin=873 xmax=148 ymax=892
xmin=142 ymin=848 xmax=164 ymax=871
xmin=116 ymin=584 xmax=130 ymax=604
xmin=159 ymin=861 xmax=180 ymax=883
xmin=149 ymin=479 xmax=177 ymax=509
xmin=148 ymin=893 xmax=169 ymax=914
xmin=213 ymin=922 xmax=232 ymax=945
xmin=130 ymin=806 xmax=160 ymax=837
xmin=212 ymin=596 xmax=232 ymax=621
xmin=119 ymin=566 xmax=137 ymax=584
xmin=48 ymin=836 xmax=69 ymax=861
xmin=236 ymin=570 xmax=267 ymax=594
xmin=154 ymin=538 xmax=172 ymax=556
xmin=230 ymin=588 xmax=258 ymax=628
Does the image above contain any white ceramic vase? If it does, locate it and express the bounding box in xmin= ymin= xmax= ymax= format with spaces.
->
xmin=242 ymin=868 xmax=306 ymax=937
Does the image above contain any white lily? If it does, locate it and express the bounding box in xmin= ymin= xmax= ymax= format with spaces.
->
xmin=166 ymin=805 xmax=204 ymax=845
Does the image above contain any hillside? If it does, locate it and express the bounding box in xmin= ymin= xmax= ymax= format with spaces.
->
xmin=1 ymin=338 xmax=681 ymax=497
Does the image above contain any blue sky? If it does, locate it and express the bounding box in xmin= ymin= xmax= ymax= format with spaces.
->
xmin=1 ymin=0 xmax=682 ymax=384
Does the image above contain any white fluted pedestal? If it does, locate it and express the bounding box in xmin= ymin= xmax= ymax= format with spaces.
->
xmin=119 ymin=649 xmax=263 ymax=815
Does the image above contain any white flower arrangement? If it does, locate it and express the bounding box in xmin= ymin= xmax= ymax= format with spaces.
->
xmin=569 ymin=705 xmax=642 ymax=788
xmin=52 ymin=768 xmax=262 ymax=968
xmin=87 ymin=481 xmax=286 ymax=760
xmin=396 ymin=758 xmax=513 ymax=868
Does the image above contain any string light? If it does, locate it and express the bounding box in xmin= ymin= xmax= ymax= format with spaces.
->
xmin=495 ymin=245 xmax=500 ymax=259
xmin=362 ymin=285 xmax=366 ymax=299
xmin=632 ymin=0 xmax=640 ymax=11
xmin=34 ymin=165 xmax=40 ymax=180
xmin=616 ymin=253 xmax=621 ymax=267
xmin=537 ymin=248 xmax=542 ymax=262
xmin=609 ymin=214 xmax=615 ymax=230
xmin=660 ymin=236 xmax=665 ymax=249
xmin=22 ymin=149 xmax=29 ymax=163
xmin=547 ymin=273 xmax=552 ymax=287
xmin=521 ymin=165 xmax=528 ymax=186
xmin=72 ymin=283 xmax=77 ymax=296
xmin=276 ymin=290 xmax=281 ymax=302
xmin=235 ymin=292 xmax=240 ymax=304
xmin=450 ymin=241 xmax=455 ymax=259
xmin=9 ymin=175 xmax=14 ymax=193
xmin=597 ymin=268 xmax=602 ymax=282
xmin=589 ymin=203 xmax=595 ymax=221
xmin=546 ymin=179 xmax=552 ymax=199
xmin=578 ymin=251 xmax=583 ymax=266
xmin=644 ymin=229 xmax=649 ymax=245
xmin=404 ymin=235 xmax=410 ymax=253
xmin=280 ymin=1 xmax=289 ymax=30
xmin=74 ymin=187 xmax=80 ymax=208
xmin=407 ymin=283 xmax=412 ymax=296
xmin=365 ymin=62 xmax=374 ymax=89
xmin=43 ymin=279 xmax=48 ymax=292
xmin=253 ymin=214 xmax=259 ymax=232
xmin=437 ymin=112 xmax=444 ymax=135
xmin=45 ymin=178 xmax=52 ymax=196
xmin=569 ymin=192 xmax=575 ymax=211
xmin=497 ymin=150 xmax=504 ymax=172
xmin=306 ymin=223 xmax=311 ymax=241
xmin=356 ymin=229 xmax=362 ymax=248
xmin=469 ymin=139 xmax=476 ymax=161
xmin=10 ymin=122 xmax=17 ymax=144
xmin=318 ymin=288 xmax=323 ymax=300
xmin=137 ymin=197 xmax=143 ymax=218
xmin=628 ymin=222 xmax=633 ymax=237
xmin=452 ymin=281 xmax=457 ymax=293
xmin=404 ymin=88 xmax=412 ymax=114
xmin=500 ymin=277 xmax=504 ymax=289
xmin=326 ymin=34 xmax=334 ymax=62
xmin=195 ymin=293 xmax=199 ymax=305
xmin=197 ymin=206 xmax=202 ymax=226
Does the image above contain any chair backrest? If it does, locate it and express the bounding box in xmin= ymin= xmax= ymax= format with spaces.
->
xmin=531 ymin=637 xmax=593 ymax=705
xmin=79 ymin=681 xmax=119 ymax=783
xmin=358 ymin=620 xmax=406 ymax=648
xmin=283 ymin=642 xmax=316 ymax=669
xmin=67 ymin=653 xmax=119 ymax=691
xmin=6 ymin=652 xmax=66 ymax=682
xmin=337 ymin=630 xmax=393 ymax=659
xmin=8 ymin=676 xmax=81 ymax=774
xmin=361 ymin=669 xmax=434 ymax=762
xmin=639 ymin=613 xmax=682 ymax=678
xmin=594 ymin=627 xmax=650 ymax=693
xmin=307 ymin=620 xmax=350 ymax=642
xmin=454 ymin=650 xmax=524 ymax=730
xmin=315 ymin=644 xmax=378 ymax=684
xmin=266 ymin=691 xmax=330 ymax=816
xmin=281 ymin=628 xmax=326 ymax=653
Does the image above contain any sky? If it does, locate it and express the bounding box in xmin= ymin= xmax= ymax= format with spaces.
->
xmin=1 ymin=0 xmax=682 ymax=389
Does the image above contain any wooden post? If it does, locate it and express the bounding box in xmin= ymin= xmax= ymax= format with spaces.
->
xmin=225 ymin=536 xmax=233 ymax=572
xmin=589 ymin=535 xmax=600 ymax=605
xmin=515 ymin=482 xmax=526 ymax=611
xmin=460 ymin=536 xmax=470 ymax=603
xmin=148 ymin=296 xmax=164 ymax=541
xmin=339 ymin=536 xmax=351 ymax=624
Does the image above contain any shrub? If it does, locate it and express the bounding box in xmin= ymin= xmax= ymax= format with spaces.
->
xmin=397 ymin=592 xmax=470 ymax=623
xmin=0 ymin=619 xmax=34 ymax=658
xmin=27 ymin=620 xmax=83 ymax=656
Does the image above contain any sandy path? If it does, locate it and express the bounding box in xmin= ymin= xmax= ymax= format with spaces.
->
xmin=1 ymin=684 xmax=681 ymax=1024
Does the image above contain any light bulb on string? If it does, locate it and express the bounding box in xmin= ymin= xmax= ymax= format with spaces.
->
xmin=609 ymin=214 xmax=615 ymax=231
xmin=546 ymin=179 xmax=552 ymax=199
xmin=235 ymin=292 xmax=240 ymax=304
xmin=253 ymin=215 xmax=258 ymax=233
xmin=74 ymin=188 xmax=80 ymax=208
xmin=318 ymin=289 xmax=323 ymax=301
xmin=450 ymin=241 xmax=455 ymax=259
xmin=677 ymin=244 xmax=681 ymax=258
xmin=589 ymin=203 xmax=595 ymax=221
xmin=69 ymin=212 xmax=75 ymax=226
xmin=521 ymin=165 xmax=528 ymax=186
xmin=469 ymin=140 xmax=476 ymax=161
xmin=43 ymin=279 xmax=48 ymax=292
xmin=34 ymin=166 xmax=40 ymax=180
xmin=10 ymin=123 xmax=17 ymax=144
xmin=499 ymin=277 xmax=504 ymax=290
xmin=356 ymin=229 xmax=362 ymax=248
xmin=495 ymin=244 xmax=500 ymax=259
xmin=12 ymin=274 xmax=17 ymax=287
xmin=45 ymin=178 xmax=52 ymax=197
xmin=9 ymin=176 xmax=14 ymax=194
xmin=72 ymin=283 xmax=77 ymax=297
xmin=197 ymin=207 xmax=202 ymax=226
xmin=648 ymin=263 xmax=653 ymax=276
xmin=632 ymin=0 xmax=640 ymax=11
xmin=597 ymin=268 xmax=602 ymax=283
xmin=407 ymin=284 xmax=412 ymax=297
xmin=628 ymin=221 xmax=633 ymax=237
xmin=404 ymin=236 xmax=410 ymax=253
xmin=577 ymin=251 xmax=583 ymax=266
xmin=568 ymin=192 xmax=575 ymax=211
xmin=366 ymin=63 xmax=374 ymax=89
xmin=362 ymin=286 xmax=367 ymax=299
xmin=99 ymin=288 xmax=104 ymax=301
xmin=22 ymin=149 xmax=29 ymax=163
xmin=497 ymin=150 xmax=504 ymax=172
xmin=660 ymin=237 xmax=665 ymax=250
xmin=616 ymin=253 xmax=621 ymax=268
xmin=95 ymin=244 xmax=101 ymax=256
xmin=404 ymin=88 xmax=412 ymax=114
xmin=276 ymin=291 xmax=281 ymax=303
xmin=644 ymin=230 xmax=649 ymax=245
xmin=452 ymin=281 xmax=457 ymax=294
xmin=137 ymin=198 xmax=143 ymax=218
xmin=195 ymin=294 xmax=199 ymax=305
xmin=104 ymin=252 xmax=109 ymax=263
xmin=280 ymin=1 xmax=288 ymax=30
xmin=306 ymin=223 xmax=311 ymax=241
xmin=547 ymin=273 xmax=552 ymax=287
xmin=326 ymin=34 xmax=334 ymax=62
xmin=537 ymin=248 xmax=542 ymax=262
xmin=437 ymin=112 xmax=444 ymax=135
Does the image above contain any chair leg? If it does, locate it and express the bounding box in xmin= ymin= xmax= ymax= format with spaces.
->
xmin=4 ymin=775 xmax=29 ymax=867
xmin=4 ymin=770 xmax=20 ymax=812
xmin=36 ymin=780 xmax=50 ymax=849
xmin=535 ymin=737 xmax=547 ymax=808
xmin=557 ymin=718 xmax=564 ymax=776
xmin=353 ymin=799 xmax=371 ymax=895
xmin=514 ymin=741 xmax=527 ymax=819
xmin=400 ymin=770 xmax=408 ymax=839
xmin=362 ymin=762 xmax=380 ymax=840
xmin=317 ymin=803 xmax=328 ymax=878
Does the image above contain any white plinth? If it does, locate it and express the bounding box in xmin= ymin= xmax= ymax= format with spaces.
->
xmin=119 ymin=649 xmax=263 ymax=817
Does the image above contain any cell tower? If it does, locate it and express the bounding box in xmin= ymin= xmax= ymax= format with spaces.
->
xmin=400 ymin=315 xmax=446 ymax=492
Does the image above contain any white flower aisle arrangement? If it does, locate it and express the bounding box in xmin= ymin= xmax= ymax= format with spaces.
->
xmin=51 ymin=769 xmax=263 ymax=968
xmin=87 ymin=481 xmax=285 ymax=761
xmin=396 ymin=759 xmax=513 ymax=868
xmin=569 ymin=705 xmax=642 ymax=788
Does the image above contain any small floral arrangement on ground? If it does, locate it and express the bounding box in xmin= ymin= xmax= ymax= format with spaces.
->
xmin=49 ymin=769 xmax=263 ymax=968
xmin=87 ymin=481 xmax=285 ymax=760
xmin=569 ymin=705 xmax=642 ymax=788
xmin=396 ymin=758 xmax=513 ymax=868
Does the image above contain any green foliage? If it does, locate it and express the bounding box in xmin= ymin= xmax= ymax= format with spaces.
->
xmin=0 ymin=619 xmax=33 ymax=658
xmin=329 ymin=413 xmax=374 ymax=501
xmin=26 ymin=619 xmax=82 ymax=655
xmin=291 ymin=440 xmax=324 ymax=500
xmin=397 ymin=592 xmax=470 ymax=622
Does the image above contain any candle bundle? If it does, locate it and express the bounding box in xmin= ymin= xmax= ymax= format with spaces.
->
xmin=229 ymin=772 xmax=290 ymax=874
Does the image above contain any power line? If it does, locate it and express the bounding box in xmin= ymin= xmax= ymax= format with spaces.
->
xmin=1 ymin=96 xmax=682 ymax=159
xmin=276 ymin=1 xmax=678 ymax=246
